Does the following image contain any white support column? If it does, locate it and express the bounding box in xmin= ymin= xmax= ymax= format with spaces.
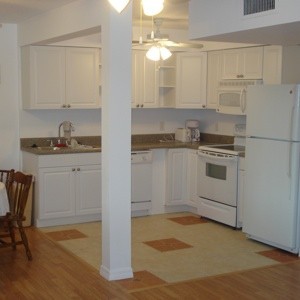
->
xmin=100 ymin=2 xmax=133 ymax=281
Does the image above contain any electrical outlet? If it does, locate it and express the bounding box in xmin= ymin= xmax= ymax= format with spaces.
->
xmin=159 ymin=121 xmax=165 ymax=131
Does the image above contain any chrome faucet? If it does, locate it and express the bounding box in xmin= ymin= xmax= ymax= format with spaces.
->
xmin=58 ymin=121 xmax=74 ymax=143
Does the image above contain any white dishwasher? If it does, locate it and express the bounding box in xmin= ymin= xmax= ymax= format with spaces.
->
xmin=131 ymin=151 xmax=152 ymax=216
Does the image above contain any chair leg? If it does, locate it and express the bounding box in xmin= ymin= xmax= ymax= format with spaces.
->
xmin=17 ymin=221 xmax=32 ymax=261
xmin=7 ymin=221 xmax=16 ymax=250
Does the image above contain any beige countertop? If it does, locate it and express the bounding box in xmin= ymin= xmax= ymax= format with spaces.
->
xmin=20 ymin=133 xmax=234 ymax=155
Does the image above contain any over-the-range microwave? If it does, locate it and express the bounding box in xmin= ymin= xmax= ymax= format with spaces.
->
xmin=217 ymin=79 xmax=263 ymax=115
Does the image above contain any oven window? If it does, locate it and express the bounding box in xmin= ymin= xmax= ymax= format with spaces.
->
xmin=206 ymin=163 xmax=226 ymax=180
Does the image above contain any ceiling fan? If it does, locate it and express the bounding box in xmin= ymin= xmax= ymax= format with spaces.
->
xmin=132 ymin=18 xmax=203 ymax=52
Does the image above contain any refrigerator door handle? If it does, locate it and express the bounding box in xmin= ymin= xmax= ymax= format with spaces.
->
xmin=290 ymin=106 xmax=295 ymax=141
xmin=240 ymin=88 xmax=247 ymax=113
xmin=287 ymin=142 xmax=292 ymax=178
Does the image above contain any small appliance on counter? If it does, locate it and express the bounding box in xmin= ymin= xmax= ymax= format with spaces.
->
xmin=175 ymin=128 xmax=190 ymax=142
xmin=186 ymin=119 xmax=200 ymax=142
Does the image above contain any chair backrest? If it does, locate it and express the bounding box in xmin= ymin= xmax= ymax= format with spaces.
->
xmin=0 ymin=169 xmax=14 ymax=190
xmin=7 ymin=171 xmax=32 ymax=218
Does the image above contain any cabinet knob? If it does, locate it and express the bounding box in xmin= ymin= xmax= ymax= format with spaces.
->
xmin=202 ymin=104 xmax=206 ymax=108
xmin=62 ymin=104 xmax=66 ymax=108
xmin=67 ymin=104 xmax=71 ymax=108
xmin=141 ymin=104 xmax=144 ymax=108
xmin=77 ymin=168 xmax=80 ymax=171
xmin=237 ymin=74 xmax=244 ymax=78
xmin=136 ymin=104 xmax=140 ymax=108
xmin=72 ymin=168 xmax=76 ymax=172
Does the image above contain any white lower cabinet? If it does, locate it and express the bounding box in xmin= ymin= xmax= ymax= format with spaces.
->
xmin=22 ymin=152 xmax=101 ymax=227
xmin=186 ymin=149 xmax=199 ymax=208
xmin=166 ymin=149 xmax=187 ymax=206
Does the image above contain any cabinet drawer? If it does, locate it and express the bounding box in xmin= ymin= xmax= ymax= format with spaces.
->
xmin=38 ymin=153 xmax=101 ymax=167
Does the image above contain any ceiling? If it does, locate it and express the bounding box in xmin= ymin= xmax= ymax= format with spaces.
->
xmin=0 ymin=0 xmax=189 ymax=28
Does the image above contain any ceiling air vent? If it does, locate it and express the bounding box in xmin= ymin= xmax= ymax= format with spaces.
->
xmin=244 ymin=0 xmax=275 ymax=15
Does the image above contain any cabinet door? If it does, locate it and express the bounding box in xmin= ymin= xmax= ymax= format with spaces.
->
xmin=76 ymin=165 xmax=102 ymax=215
xmin=263 ymin=45 xmax=282 ymax=84
xmin=242 ymin=47 xmax=263 ymax=79
xmin=39 ymin=167 xmax=76 ymax=219
xmin=131 ymin=50 xmax=158 ymax=108
xmin=222 ymin=49 xmax=240 ymax=79
xmin=207 ymin=51 xmax=223 ymax=109
xmin=28 ymin=46 xmax=66 ymax=109
xmin=176 ymin=52 xmax=207 ymax=108
xmin=66 ymin=48 xmax=100 ymax=108
xmin=222 ymin=47 xmax=263 ymax=79
xmin=166 ymin=149 xmax=187 ymax=205
xmin=187 ymin=150 xmax=199 ymax=207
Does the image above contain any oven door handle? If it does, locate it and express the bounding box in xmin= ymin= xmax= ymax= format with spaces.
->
xmin=197 ymin=151 xmax=237 ymax=162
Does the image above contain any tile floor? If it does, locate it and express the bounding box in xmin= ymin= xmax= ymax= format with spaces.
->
xmin=41 ymin=212 xmax=299 ymax=289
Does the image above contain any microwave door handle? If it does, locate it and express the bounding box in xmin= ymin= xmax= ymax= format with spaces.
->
xmin=240 ymin=88 xmax=247 ymax=113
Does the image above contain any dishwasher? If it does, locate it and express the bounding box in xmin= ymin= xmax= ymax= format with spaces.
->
xmin=131 ymin=151 xmax=152 ymax=216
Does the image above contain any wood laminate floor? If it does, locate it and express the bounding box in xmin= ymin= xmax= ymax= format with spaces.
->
xmin=1 ymin=227 xmax=300 ymax=299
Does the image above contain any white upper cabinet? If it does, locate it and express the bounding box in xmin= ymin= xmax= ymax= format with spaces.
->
xmin=65 ymin=48 xmax=100 ymax=109
xmin=263 ymin=45 xmax=300 ymax=85
xmin=207 ymin=51 xmax=223 ymax=109
xmin=132 ymin=50 xmax=158 ymax=108
xmin=222 ymin=47 xmax=263 ymax=80
xmin=176 ymin=52 xmax=207 ymax=109
xmin=21 ymin=46 xmax=100 ymax=109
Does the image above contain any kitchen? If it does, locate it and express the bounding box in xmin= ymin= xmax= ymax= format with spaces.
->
xmin=2 ymin=0 xmax=300 ymax=289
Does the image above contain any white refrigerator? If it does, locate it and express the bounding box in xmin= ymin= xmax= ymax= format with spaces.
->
xmin=243 ymin=84 xmax=300 ymax=254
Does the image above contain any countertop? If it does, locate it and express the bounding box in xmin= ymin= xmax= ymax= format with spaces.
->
xmin=20 ymin=133 xmax=234 ymax=155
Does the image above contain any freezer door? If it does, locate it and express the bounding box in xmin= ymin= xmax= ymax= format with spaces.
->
xmin=243 ymin=138 xmax=300 ymax=252
xmin=247 ymin=84 xmax=300 ymax=141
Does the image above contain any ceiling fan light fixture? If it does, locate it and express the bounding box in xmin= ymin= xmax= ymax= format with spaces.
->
xmin=108 ymin=0 xmax=130 ymax=13
xmin=160 ymin=46 xmax=172 ymax=60
xmin=146 ymin=46 xmax=161 ymax=61
xmin=142 ymin=0 xmax=164 ymax=16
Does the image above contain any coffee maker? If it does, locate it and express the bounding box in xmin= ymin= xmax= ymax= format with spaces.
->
xmin=185 ymin=119 xmax=200 ymax=142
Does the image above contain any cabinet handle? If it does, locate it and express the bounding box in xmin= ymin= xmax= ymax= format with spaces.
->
xmin=136 ymin=104 xmax=140 ymax=108
xmin=72 ymin=168 xmax=76 ymax=172
xmin=202 ymin=104 xmax=206 ymax=108
xmin=67 ymin=104 xmax=71 ymax=108
xmin=62 ymin=104 xmax=66 ymax=108
xmin=141 ymin=104 xmax=144 ymax=108
xmin=237 ymin=74 xmax=244 ymax=78
xmin=77 ymin=168 xmax=80 ymax=171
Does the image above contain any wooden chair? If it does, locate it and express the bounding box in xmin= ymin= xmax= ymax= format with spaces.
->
xmin=0 ymin=169 xmax=14 ymax=190
xmin=0 ymin=171 xmax=33 ymax=260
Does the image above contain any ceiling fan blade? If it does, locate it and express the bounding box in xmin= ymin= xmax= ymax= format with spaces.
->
xmin=159 ymin=40 xmax=203 ymax=49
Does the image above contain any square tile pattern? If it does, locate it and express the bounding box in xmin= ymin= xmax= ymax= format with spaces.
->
xmin=143 ymin=238 xmax=193 ymax=252
xmin=40 ymin=213 xmax=284 ymax=285
xmin=258 ymin=249 xmax=300 ymax=263
xmin=45 ymin=229 xmax=87 ymax=241
xmin=116 ymin=270 xmax=166 ymax=290
xmin=168 ymin=215 xmax=209 ymax=225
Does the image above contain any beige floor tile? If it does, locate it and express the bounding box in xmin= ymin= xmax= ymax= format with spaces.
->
xmin=40 ymin=212 xmax=278 ymax=283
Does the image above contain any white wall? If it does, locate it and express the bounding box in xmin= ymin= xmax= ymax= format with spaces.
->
xmin=0 ymin=24 xmax=20 ymax=169
xmin=19 ymin=107 xmax=245 ymax=138
xmin=189 ymin=0 xmax=300 ymax=45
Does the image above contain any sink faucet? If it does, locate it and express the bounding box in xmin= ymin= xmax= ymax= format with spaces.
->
xmin=58 ymin=121 xmax=74 ymax=143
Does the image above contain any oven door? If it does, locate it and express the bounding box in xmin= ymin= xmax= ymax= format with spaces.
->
xmin=197 ymin=151 xmax=238 ymax=206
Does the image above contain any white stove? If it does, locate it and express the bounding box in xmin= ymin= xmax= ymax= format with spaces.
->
xmin=196 ymin=124 xmax=246 ymax=228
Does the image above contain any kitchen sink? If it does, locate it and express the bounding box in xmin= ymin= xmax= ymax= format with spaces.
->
xmin=37 ymin=146 xmax=63 ymax=151
xmin=36 ymin=145 xmax=101 ymax=151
